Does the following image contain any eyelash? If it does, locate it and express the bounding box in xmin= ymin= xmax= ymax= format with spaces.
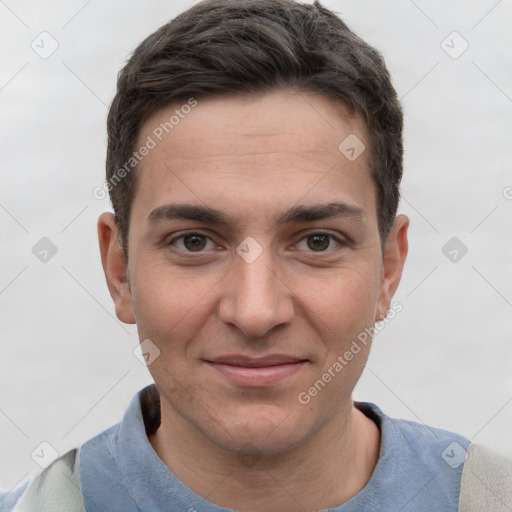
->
xmin=166 ymin=230 xmax=347 ymax=255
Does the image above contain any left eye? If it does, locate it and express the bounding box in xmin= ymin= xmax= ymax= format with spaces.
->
xmin=295 ymin=232 xmax=343 ymax=252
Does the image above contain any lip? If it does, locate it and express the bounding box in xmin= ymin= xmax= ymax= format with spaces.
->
xmin=204 ymin=354 xmax=309 ymax=387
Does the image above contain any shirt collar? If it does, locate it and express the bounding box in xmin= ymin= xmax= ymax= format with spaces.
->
xmin=113 ymin=384 xmax=391 ymax=511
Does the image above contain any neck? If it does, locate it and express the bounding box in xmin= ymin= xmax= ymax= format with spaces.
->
xmin=149 ymin=401 xmax=380 ymax=511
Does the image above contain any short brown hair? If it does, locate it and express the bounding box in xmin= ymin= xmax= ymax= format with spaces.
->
xmin=106 ymin=0 xmax=403 ymax=256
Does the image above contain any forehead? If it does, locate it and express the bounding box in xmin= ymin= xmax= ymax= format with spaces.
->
xmin=131 ymin=90 xmax=376 ymax=229
xmin=140 ymin=90 xmax=364 ymax=161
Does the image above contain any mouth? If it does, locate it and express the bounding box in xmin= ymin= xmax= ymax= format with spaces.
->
xmin=204 ymin=354 xmax=309 ymax=387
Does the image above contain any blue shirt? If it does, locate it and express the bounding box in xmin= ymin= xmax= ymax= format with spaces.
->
xmin=2 ymin=384 xmax=471 ymax=511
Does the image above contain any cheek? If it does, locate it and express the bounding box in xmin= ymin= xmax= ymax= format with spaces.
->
xmin=297 ymin=270 xmax=379 ymax=412
xmin=129 ymin=260 xmax=215 ymax=347
xmin=303 ymin=264 xmax=381 ymax=344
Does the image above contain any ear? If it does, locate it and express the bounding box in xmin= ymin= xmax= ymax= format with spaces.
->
xmin=97 ymin=212 xmax=135 ymax=324
xmin=375 ymin=214 xmax=409 ymax=322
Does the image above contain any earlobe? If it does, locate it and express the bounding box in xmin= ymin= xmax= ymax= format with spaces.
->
xmin=97 ymin=212 xmax=136 ymax=324
xmin=375 ymin=215 xmax=409 ymax=322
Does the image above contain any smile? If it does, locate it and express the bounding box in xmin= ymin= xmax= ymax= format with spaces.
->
xmin=204 ymin=355 xmax=309 ymax=387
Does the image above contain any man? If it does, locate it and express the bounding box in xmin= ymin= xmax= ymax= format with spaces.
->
xmin=2 ymin=0 xmax=511 ymax=510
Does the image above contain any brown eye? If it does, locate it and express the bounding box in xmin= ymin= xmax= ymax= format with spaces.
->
xmin=307 ymin=234 xmax=331 ymax=251
xmin=183 ymin=234 xmax=207 ymax=251
xmin=168 ymin=232 xmax=215 ymax=253
xmin=294 ymin=232 xmax=345 ymax=253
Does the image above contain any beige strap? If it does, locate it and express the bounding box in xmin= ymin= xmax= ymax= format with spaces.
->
xmin=14 ymin=449 xmax=85 ymax=512
xmin=458 ymin=443 xmax=512 ymax=511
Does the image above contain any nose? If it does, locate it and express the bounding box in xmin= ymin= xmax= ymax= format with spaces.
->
xmin=218 ymin=245 xmax=295 ymax=339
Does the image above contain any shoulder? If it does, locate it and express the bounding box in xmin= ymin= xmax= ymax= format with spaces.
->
xmin=0 ymin=449 xmax=84 ymax=512
xmin=355 ymin=401 xmax=512 ymax=511
xmin=1 ymin=386 xmax=154 ymax=512
xmin=352 ymin=402 xmax=470 ymax=511
xmin=357 ymin=401 xmax=471 ymax=464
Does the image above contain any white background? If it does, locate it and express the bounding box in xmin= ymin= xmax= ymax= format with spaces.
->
xmin=1 ymin=0 xmax=511 ymax=490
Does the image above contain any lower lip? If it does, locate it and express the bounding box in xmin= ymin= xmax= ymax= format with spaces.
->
xmin=206 ymin=362 xmax=307 ymax=387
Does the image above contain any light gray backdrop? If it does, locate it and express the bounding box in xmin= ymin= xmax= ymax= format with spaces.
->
xmin=1 ymin=0 xmax=511 ymax=490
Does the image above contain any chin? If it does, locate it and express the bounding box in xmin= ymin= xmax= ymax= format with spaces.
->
xmin=205 ymin=404 xmax=314 ymax=456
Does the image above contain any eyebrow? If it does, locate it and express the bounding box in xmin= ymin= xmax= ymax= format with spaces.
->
xmin=147 ymin=201 xmax=365 ymax=226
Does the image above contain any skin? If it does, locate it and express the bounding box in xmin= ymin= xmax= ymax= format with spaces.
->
xmin=98 ymin=89 xmax=409 ymax=511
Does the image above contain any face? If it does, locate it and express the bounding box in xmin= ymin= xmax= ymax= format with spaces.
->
xmin=99 ymin=90 xmax=408 ymax=456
